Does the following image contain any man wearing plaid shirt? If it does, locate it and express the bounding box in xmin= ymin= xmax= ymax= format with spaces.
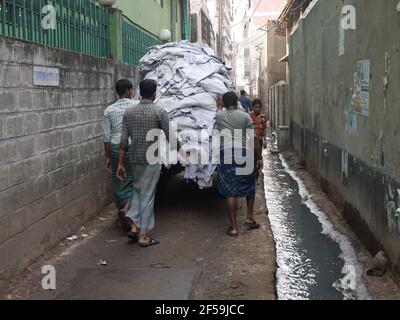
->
xmin=103 ymin=79 xmax=137 ymax=232
xmin=117 ymin=79 xmax=174 ymax=248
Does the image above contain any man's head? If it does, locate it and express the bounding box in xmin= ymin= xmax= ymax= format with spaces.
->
xmin=140 ymin=79 xmax=157 ymax=101
xmin=253 ymin=99 xmax=262 ymax=115
xmin=116 ymin=79 xmax=133 ymax=99
xmin=240 ymin=90 xmax=246 ymax=96
xmin=222 ymin=92 xmax=239 ymax=109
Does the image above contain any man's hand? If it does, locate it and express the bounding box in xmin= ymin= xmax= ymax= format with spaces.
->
xmin=106 ymin=157 xmax=111 ymax=172
xmin=116 ymin=164 xmax=126 ymax=181
xmin=216 ymin=95 xmax=223 ymax=110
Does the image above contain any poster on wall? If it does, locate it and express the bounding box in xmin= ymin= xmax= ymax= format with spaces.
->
xmin=352 ymin=59 xmax=370 ymax=116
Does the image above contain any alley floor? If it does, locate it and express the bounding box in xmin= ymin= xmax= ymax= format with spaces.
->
xmin=0 ymin=174 xmax=275 ymax=300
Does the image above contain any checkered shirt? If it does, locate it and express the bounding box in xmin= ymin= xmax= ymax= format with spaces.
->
xmin=103 ymin=98 xmax=137 ymax=145
xmin=120 ymin=99 xmax=171 ymax=164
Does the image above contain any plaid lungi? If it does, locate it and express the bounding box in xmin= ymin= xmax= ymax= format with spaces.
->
xmin=126 ymin=164 xmax=162 ymax=233
xmin=110 ymin=144 xmax=134 ymax=210
xmin=217 ymin=149 xmax=256 ymax=198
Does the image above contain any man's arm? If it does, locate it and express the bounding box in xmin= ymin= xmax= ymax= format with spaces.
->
xmin=216 ymin=95 xmax=223 ymax=111
xmin=246 ymin=115 xmax=263 ymax=172
xmin=263 ymin=116 xmax=268 ymax=148
xmin=103 ymin=111 xmax=112 ymax=171
xmin=117 ymin=114 xmax=129 ymax=180
xmin=104 ymin=142 xmax=111 ymax=171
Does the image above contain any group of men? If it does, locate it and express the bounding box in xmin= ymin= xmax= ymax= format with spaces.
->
xmin=103 ymin=79 xmax=268 ymax=246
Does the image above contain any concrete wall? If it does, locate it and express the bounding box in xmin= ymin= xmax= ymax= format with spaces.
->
xmin=0 ymin=36 xmax=137 ymax=287
xmin=289 ymin=0 xmax=400 ymax=276
xmin=258 ymin=22 xmax=287 ymax=115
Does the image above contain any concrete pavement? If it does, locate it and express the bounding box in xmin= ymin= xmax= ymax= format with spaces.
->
xmin=1 ymin=174 xmax=276 ymax=300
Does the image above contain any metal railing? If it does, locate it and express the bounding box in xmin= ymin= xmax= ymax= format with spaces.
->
xmin=122 ymin=15 xmax=161 ymax=65
xmin=0 ymin=0 xmax=109 ymax=58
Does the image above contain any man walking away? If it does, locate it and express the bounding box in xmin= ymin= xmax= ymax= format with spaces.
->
xmin=216 ymin=92 xmax=263 ymax=237
xmin=103 ymin=79 xmax=136 ymax=232
xmin=117 ymin=79 xmax=172 ymax=248
xmin=239 ymin=90 xmax=252 ymax=114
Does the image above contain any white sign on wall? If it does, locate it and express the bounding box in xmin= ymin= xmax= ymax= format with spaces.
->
xmin=33 ymin=66 xmax=60 ymax=87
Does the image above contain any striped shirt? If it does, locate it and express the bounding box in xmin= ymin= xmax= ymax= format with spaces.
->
xmin=103 ymin=98 xmax=138 ymax=145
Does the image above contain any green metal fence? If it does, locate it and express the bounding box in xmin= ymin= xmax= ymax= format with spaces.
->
xmin=0 ymin=0 xmax=109 ymax=58
xmin=122 ymin=15 xmax=161 ymax=65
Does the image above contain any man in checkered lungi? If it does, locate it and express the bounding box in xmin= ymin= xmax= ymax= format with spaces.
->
xmin=117 ymin=79 xmax=174 ymax=248
xmin=103 ymin=79 xmax=136 ymax=232
xmin=216 ymin=92 xmax=263 ymax=237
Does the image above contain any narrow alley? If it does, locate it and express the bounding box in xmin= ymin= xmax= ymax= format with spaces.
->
xmin=1 ymin=0 xmax=400 ymax=308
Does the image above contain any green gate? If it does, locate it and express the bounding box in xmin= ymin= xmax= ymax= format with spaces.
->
xmin=122 ymin=15 xmax=161 ymax=65
xmin=0 ymin=0 xmax=109 ymax=58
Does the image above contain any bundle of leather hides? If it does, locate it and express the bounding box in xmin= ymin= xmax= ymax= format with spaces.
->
xmin=138 ymin=40 xmax=236 ymax=189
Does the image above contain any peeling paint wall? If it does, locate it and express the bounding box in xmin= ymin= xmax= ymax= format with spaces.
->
xmin=289 ymin=0 xmax=400 ymax=273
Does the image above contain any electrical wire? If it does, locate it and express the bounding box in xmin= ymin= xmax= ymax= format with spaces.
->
xmin=229 ymin=0 xmax=263 ymax=30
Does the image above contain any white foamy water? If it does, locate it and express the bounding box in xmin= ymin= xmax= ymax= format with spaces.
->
xmin=269 ymin=154 xmax=371 ymax=300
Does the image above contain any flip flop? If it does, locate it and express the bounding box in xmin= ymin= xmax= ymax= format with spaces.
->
xmin=227 ymin=227 xmax=239 ymax=237
xmin=244 ymin=221 xmax=261 ymax=230
xmin=139 ymin=237 xmax=160 ymax=248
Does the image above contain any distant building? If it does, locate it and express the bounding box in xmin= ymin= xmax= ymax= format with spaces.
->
xmin=232 ymin=0 xmax=286 ymax=96
xmin=114 ymin=0 xmax=191 ymax=41
xmin=190 ymin=0 xmax=216 ymax=49
xmin=207 ymin=0 xmax=234 ymax=66
xmin=258 ymin=20 xmax=287 ymax=105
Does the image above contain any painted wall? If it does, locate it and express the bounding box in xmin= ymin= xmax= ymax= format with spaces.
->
xmin=258 ymin=21 xmax=287 ymax=111
xmin=115 ymin=0 xmax=185 ymax=40
xmin=288 ymin=0 xmax=400 ymax=276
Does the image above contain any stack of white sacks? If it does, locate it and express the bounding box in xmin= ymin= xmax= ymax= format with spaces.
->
xmin=138 ymin=41 xmax=236 ymax=189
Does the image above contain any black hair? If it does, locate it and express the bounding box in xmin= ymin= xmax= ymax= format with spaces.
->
xmin=116 ymin=79 xmax=133 ymax=97
xmin=240 ymin=90 xmax=246 ymax=95
xmin=252 ymin=99 xmax=262 ymax=107
xmin=140 ymin=79 xmax=157 ymax=99
xmin=222 ymin=92 xmax=238 ymax=107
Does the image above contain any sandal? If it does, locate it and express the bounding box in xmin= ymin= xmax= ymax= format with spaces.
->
xmin=227 ymin=227 xmax=239 ymax=237
xmin=244 ymin=220 xmax=261 ymax=230
xmin=139 ymin=237 xmax=160 ymax=248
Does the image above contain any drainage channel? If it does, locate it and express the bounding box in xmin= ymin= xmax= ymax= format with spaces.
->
xmin=263 ymin=151 xmax=370 ymax=300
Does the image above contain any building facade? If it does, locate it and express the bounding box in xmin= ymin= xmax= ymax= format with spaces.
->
xmin=286 ymin=0 xmax=400 ymax=278
xmin=232 ymin=0 xmax=285 ymax=96
xmin=190 ymin=0 xmax=216 ymax=49
xmin=207 ymin=0 xmax=234 ymax=66
xmin=115 ymin=0 xmax=190 ymax=41
xmin=257 ymin=20 xmax=287 ymax=126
